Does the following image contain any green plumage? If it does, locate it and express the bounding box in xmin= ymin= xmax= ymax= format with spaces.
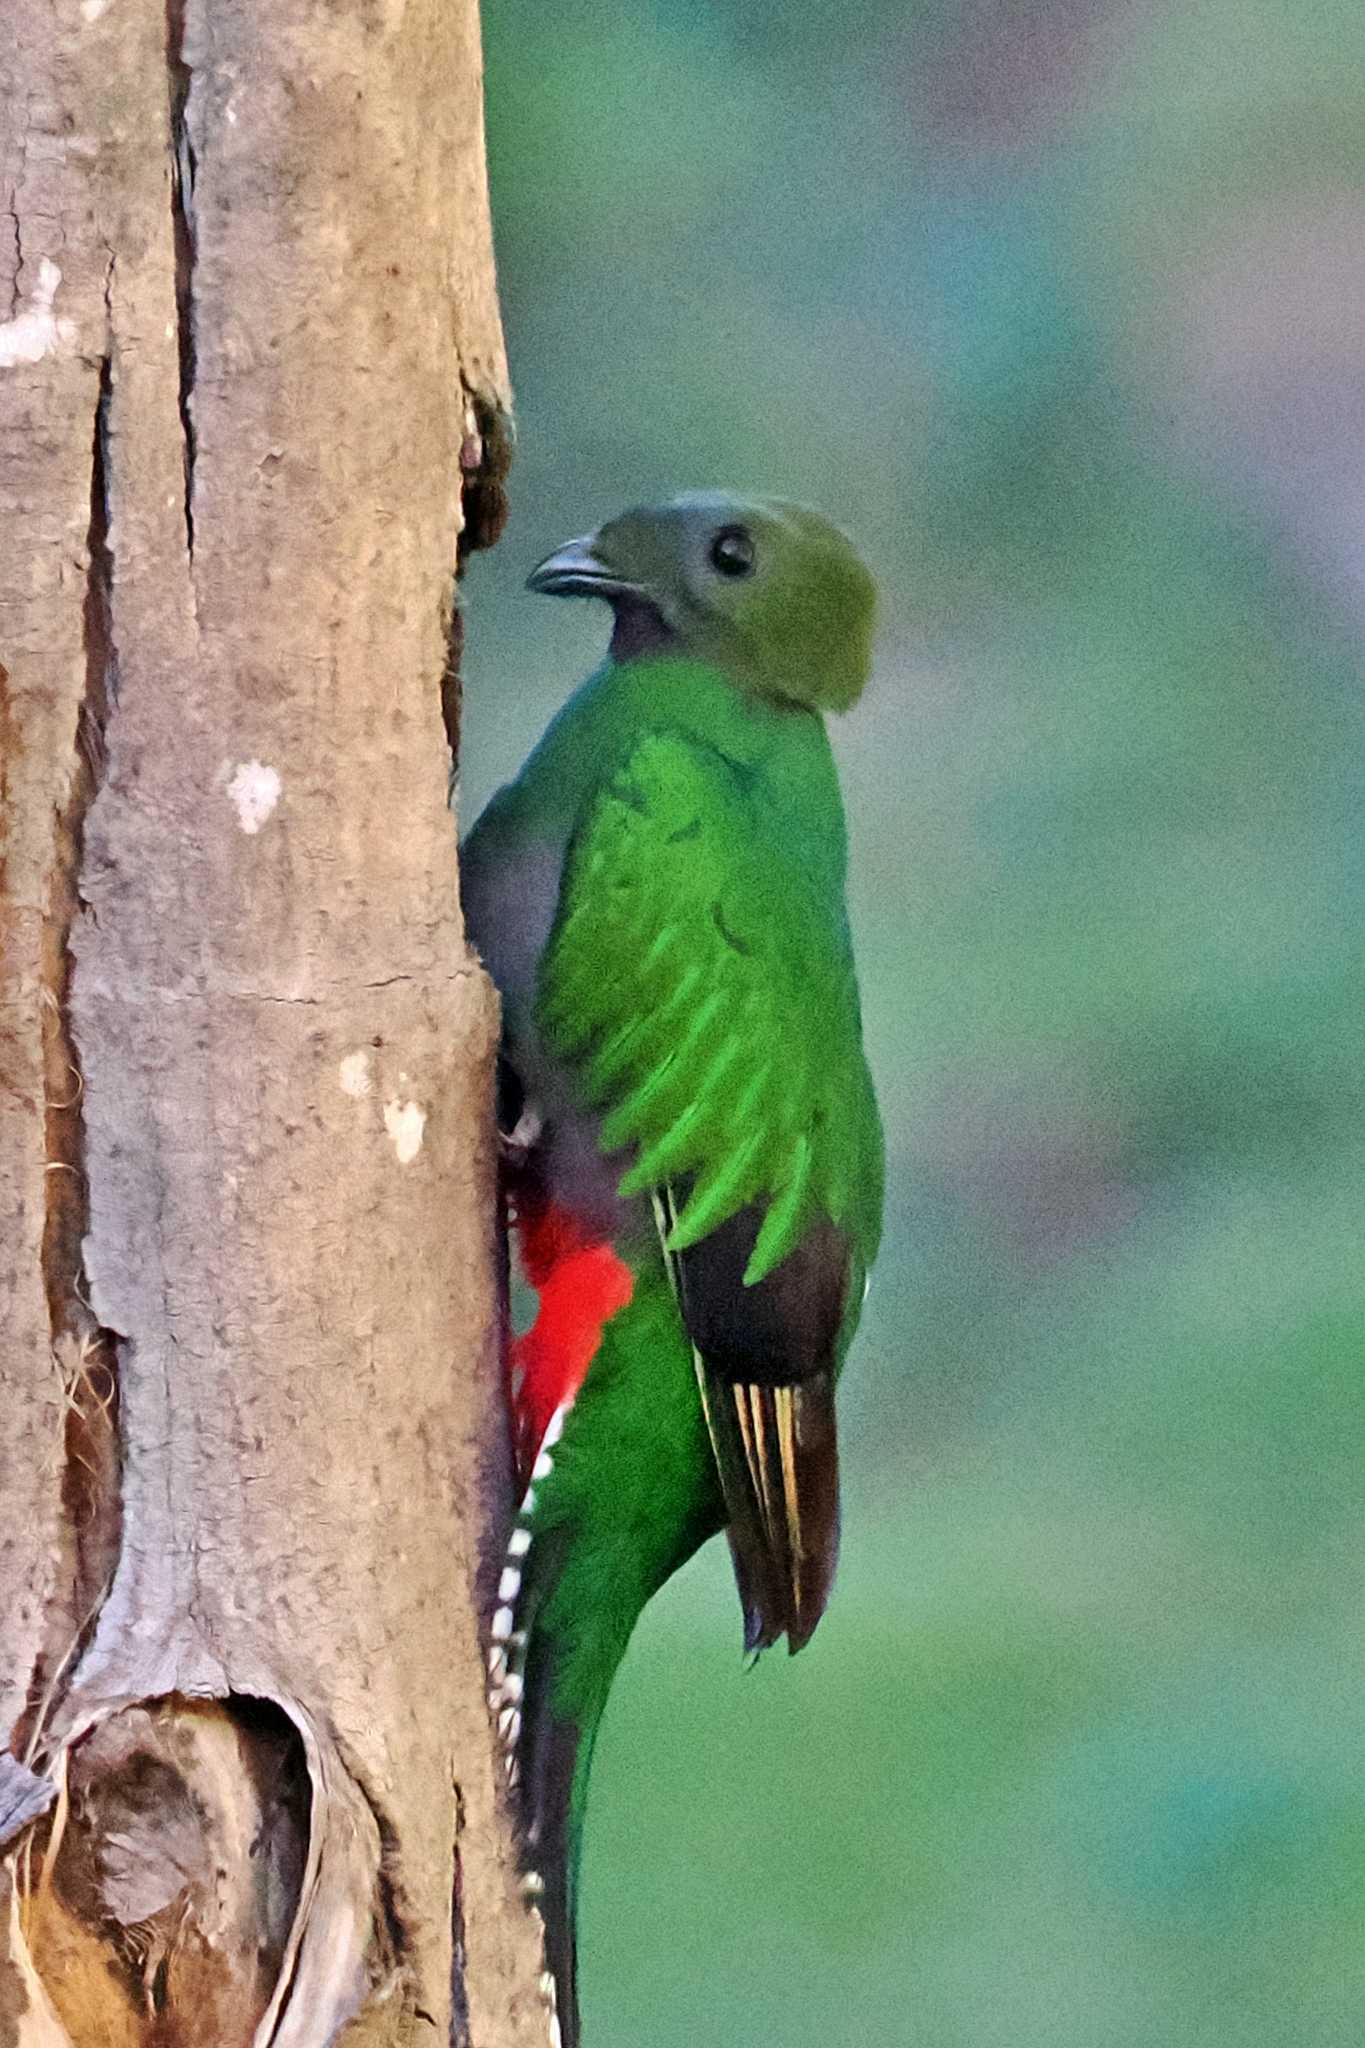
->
xmin=462 ymin=493 xmax=883 ymax=2048
xmin=540 ymin=677 xmax=881 ymax=1278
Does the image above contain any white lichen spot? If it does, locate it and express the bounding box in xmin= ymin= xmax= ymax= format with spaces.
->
xmin=383 ymin=1098 xmax=426 ymax=1164
xmin=226 ymin=760 xmax=282 ymax=835
xmin=0 ymin=259 xmax=77 ymax=370
xmin=81 ymin=0 xmax=110 ymax=20
xmin=338 ymin=1051 xmax=372 ymax=1099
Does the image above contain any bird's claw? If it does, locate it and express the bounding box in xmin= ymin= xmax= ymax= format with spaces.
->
xmin=498 ymin=1105 xmax=544 ymax=1167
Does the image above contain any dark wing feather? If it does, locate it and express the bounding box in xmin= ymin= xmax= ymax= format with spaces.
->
xmin=699 ymin=1371 xmax=840 ymax=1654
xmin=663 ymin=1192 xmax=846 ymax=1652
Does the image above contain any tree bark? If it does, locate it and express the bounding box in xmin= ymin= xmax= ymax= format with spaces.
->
xmin=0 ymin=2 xmax=542 ymax=2041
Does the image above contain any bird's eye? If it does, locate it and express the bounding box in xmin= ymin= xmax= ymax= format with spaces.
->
xmin=709 ymin=525 xmax=756 ymax=578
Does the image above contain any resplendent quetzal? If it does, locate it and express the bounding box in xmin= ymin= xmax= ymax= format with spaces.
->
xmin=461 ymin=493 xmax=883 ymax=2046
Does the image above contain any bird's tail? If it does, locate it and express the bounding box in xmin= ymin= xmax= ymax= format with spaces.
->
xmin=488 ymin=1249 xmax=721 ymax=2045
xmin=486 ymin=1411 xmax=617 ymax=2048
xmin=517 ymin=1631 xmax=599 ymax=2048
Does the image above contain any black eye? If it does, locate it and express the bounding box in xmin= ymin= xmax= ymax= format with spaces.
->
xmin=709 ymin=525 xmax=756 ymax=578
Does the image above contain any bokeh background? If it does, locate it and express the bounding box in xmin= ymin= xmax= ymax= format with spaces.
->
xmin=461 ymin=5 xmax=1365 ymax=2042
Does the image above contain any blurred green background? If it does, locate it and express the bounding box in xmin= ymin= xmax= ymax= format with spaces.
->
xmin=461 ymin=4 xmax=1365 ymax=2042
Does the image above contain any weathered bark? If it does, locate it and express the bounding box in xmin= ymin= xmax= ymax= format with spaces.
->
xmin=0 ymin=2 xmax=544 ymax=2041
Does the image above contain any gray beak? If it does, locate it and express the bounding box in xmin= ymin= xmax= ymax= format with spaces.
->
xmin=526 ymin=533 xmax=642 ymax=601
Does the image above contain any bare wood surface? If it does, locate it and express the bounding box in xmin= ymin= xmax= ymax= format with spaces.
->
xmin=0 ymin=1 xmax=543 ymax=2040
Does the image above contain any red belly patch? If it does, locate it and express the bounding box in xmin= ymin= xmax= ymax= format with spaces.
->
xmin=509 ymin=1192 xmax=633 ymax=1484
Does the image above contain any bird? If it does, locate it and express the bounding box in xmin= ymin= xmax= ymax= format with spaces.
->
xmin=460 ymin=491 xmax=883 ymax=2047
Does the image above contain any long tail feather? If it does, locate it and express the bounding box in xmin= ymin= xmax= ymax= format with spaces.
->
xmin=519 ymin=1631 xmax=583 ymax=2048
xmin=488 ymin=1407 xmax=610 ymax=2048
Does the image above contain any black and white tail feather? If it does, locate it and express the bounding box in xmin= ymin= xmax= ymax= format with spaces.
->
xmin=487 ymin=1405 xmax=573 ymax=2048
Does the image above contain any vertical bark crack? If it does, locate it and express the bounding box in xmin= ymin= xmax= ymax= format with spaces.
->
xmin=449 ymin=1780 xmax=470 ymax=2047
xmin=456 ymin=389 xmax=513 ymax=570
xmin=166 ymin=0 xmax=197 ymax=559
xmin=5 ymin=188 xmax=22 ymax=319
xmin=443 ymin=387 xmax=514 ymax=771
xmin=24 ymin=344 xmax=124 ymax=1760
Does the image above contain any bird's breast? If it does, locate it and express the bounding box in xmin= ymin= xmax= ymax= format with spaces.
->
xmin=463 ymin=828 xmax=646 ymax=1248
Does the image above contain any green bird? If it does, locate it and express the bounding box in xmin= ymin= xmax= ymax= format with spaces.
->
xmin=461 ymin=492 xmax=883 ymax=2047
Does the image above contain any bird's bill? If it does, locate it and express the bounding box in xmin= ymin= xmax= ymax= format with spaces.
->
xmin=526 ymin=534 xmax=644 ymax=601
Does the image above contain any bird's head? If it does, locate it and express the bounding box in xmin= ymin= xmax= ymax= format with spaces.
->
xmin=527 ymin=492 xmax=876 ymax=714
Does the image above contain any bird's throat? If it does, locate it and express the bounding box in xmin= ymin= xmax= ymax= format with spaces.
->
xmin=609 ymin=599 xmax=675 ymax=664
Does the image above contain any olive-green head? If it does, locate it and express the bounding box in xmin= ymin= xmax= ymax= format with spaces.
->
xmin=527 ymin=492 xmax=876 ymax=714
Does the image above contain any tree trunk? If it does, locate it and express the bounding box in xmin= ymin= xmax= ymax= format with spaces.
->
xmin=0 ymin=2 xmax=544 ymax=2041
